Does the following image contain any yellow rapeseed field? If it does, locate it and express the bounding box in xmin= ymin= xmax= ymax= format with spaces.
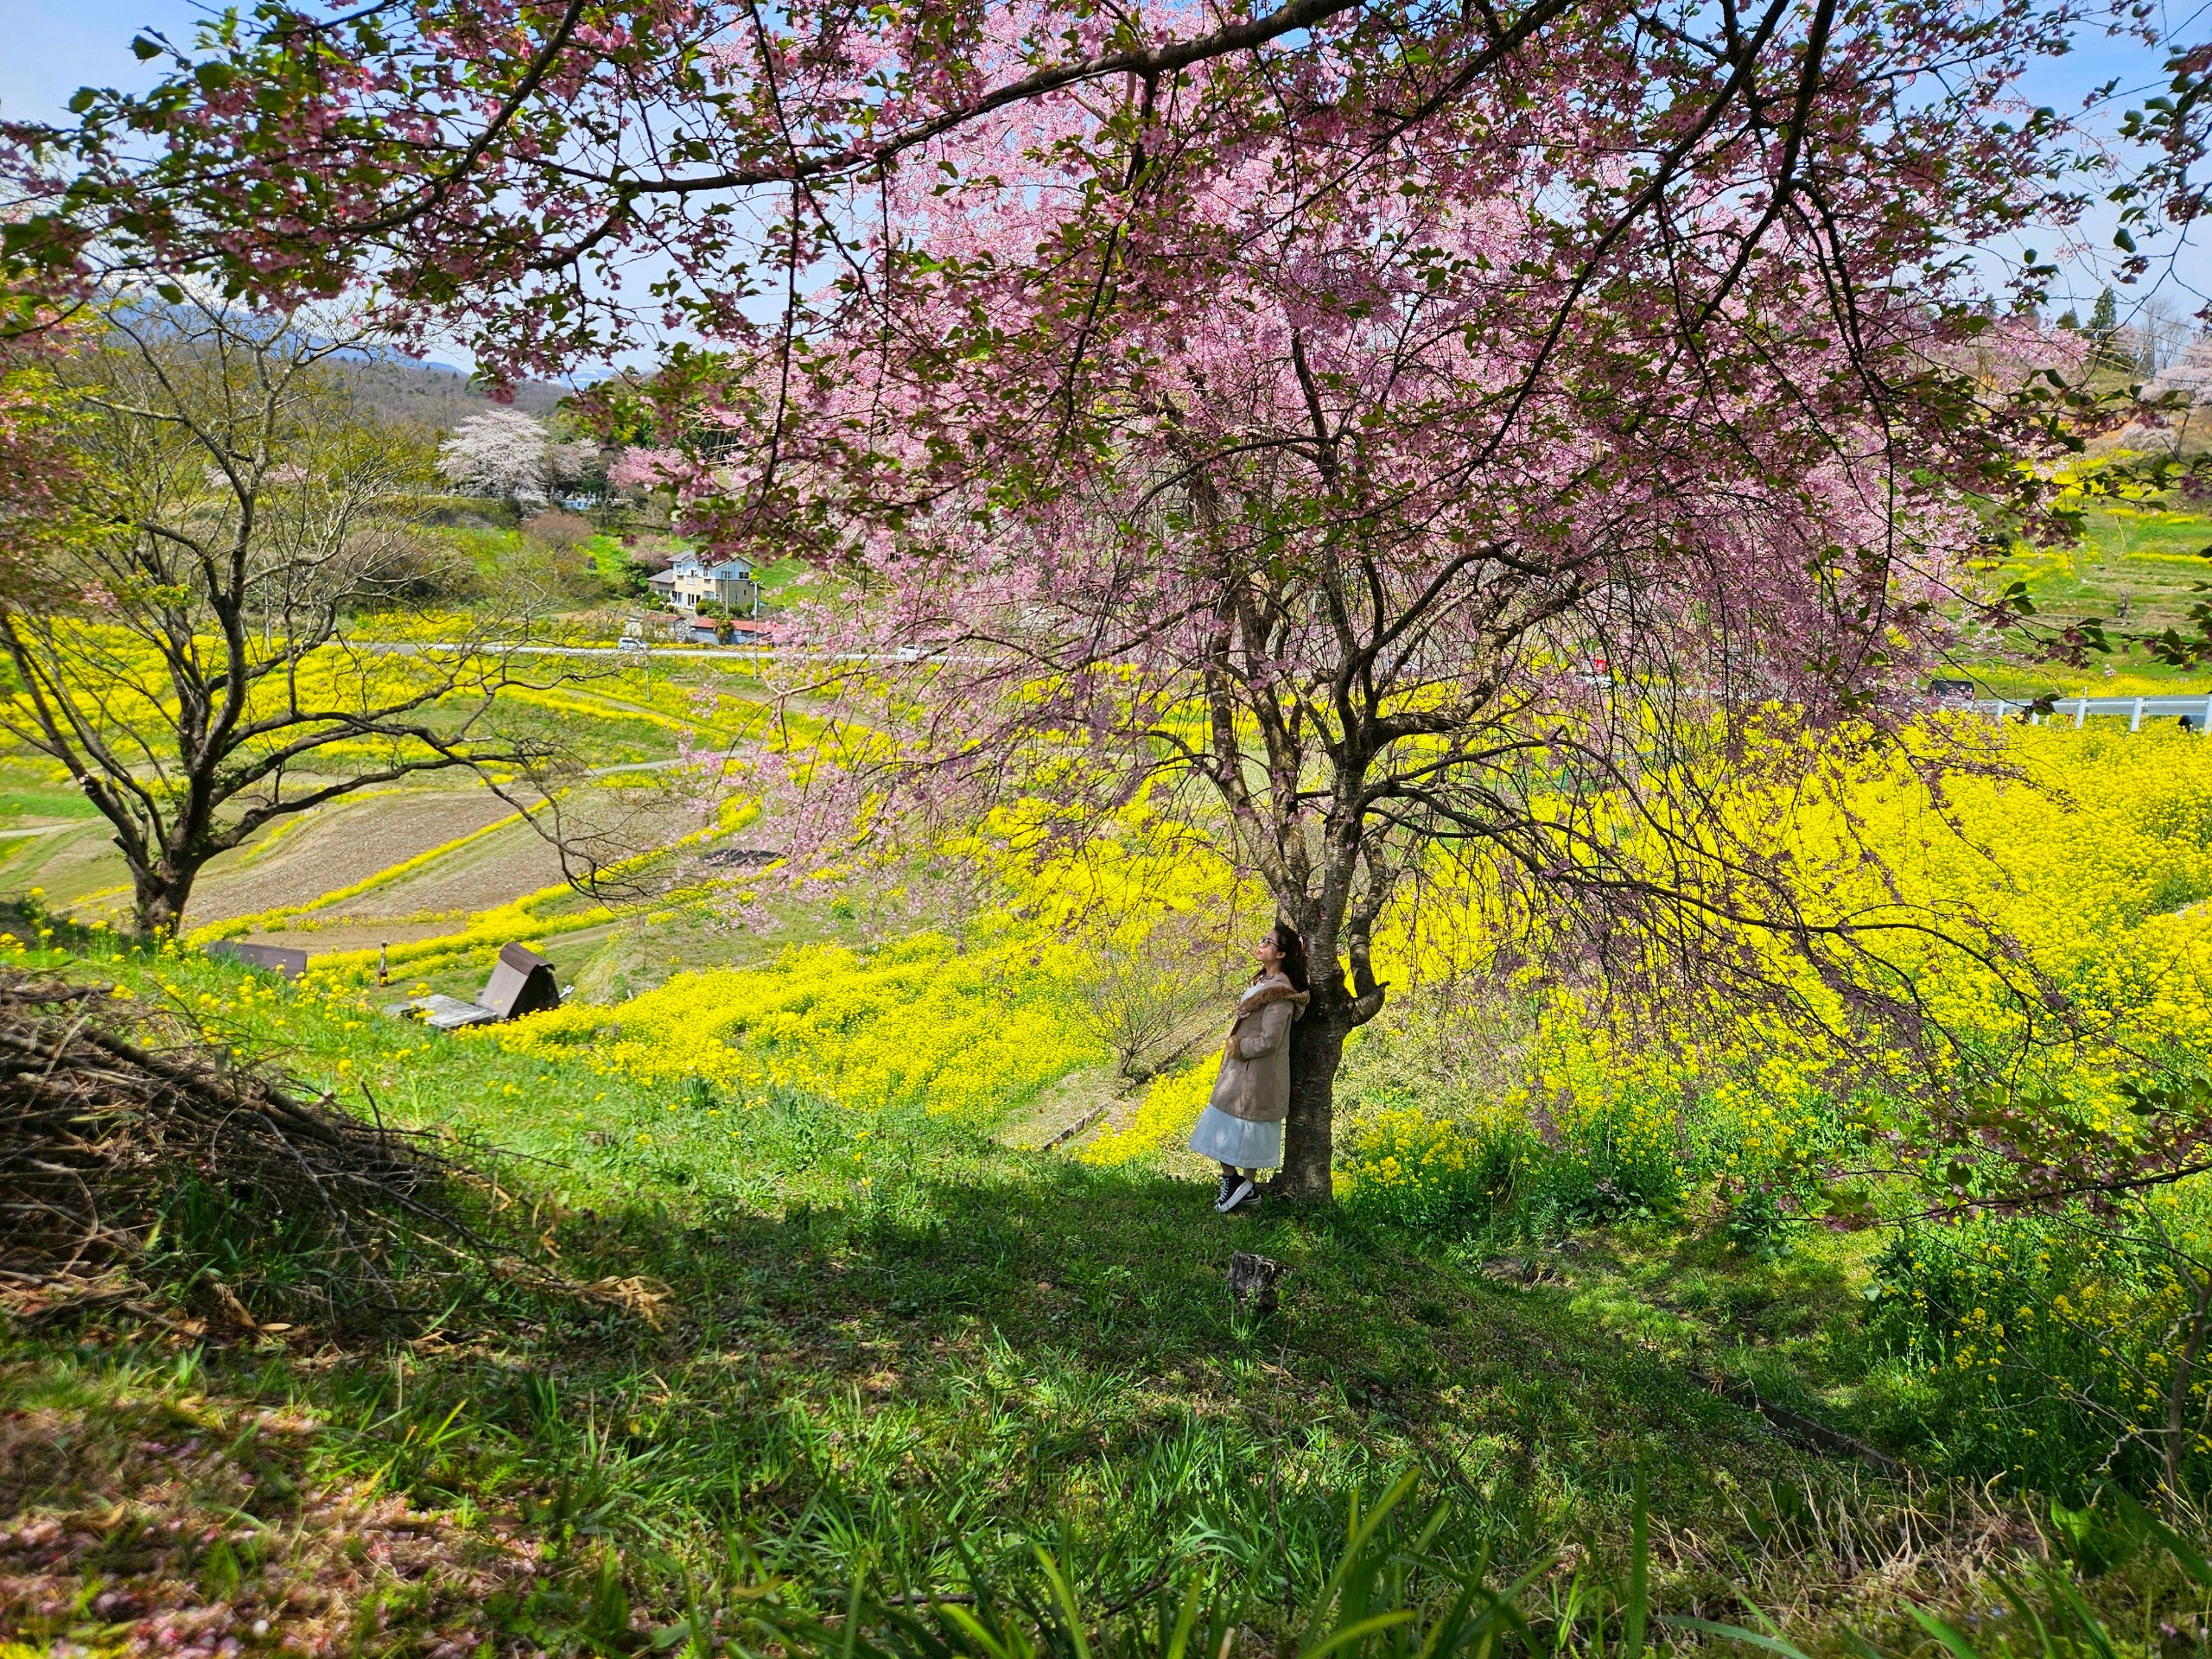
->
xmin=1323 ymin=720 xmax=2212 ymax=1213
xmin=492 ymin=931 xmax=1100 ymax=1124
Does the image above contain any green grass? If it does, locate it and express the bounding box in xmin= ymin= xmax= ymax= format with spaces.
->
xmin=8 ymin=927 xmax=2212 ymax=1658
xmin=751 ymin=556 xmax=810 ymax=606
xmin=0 ymin=762 xmax=113 ymax=901
xmin=588 ymin=532 xmax=642 ymax=589
xmin=0 ymin=762 xmax=101 ymax=825
xmin=1974 ymin=505 xmax=2212 ymax=691
xmin=0 ymin=937 xmax=1863 ymax=1595
xmin=439 ymin=524 xmax=528 ymax=572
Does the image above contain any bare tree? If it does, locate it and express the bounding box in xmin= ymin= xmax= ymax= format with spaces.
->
xmin=2133 ymin=295 xmax=2198 ymax=378
xmin=1071 ymin=915 xmax=1228 ymax=1085
xmin=0 ymin=296 xmax=574 ymax=935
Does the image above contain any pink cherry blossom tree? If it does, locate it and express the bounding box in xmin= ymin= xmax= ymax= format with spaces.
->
xmin=0 ymin=0 xmax=2132 ymax=388
xmin=625 ymin=0 xmax=2093 ymax=1197
xmin=3 ymin=0 xmax=2131 ymax=1192
xmin=8 ymin=0 xmax=1541 ymax=370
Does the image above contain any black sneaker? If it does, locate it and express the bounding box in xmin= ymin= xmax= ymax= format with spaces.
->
xmin=1215 ymin=1176 xmax=1255 ymax=1214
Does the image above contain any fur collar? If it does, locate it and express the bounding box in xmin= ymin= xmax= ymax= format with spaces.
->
xmin=1236 ymin=974 xmax=1311 ymax=1017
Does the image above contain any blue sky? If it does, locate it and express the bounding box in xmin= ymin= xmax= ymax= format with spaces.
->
xmin=3 ymin=0 xmax=188 ymax=127
xmin=6 ymin=0 xmax=2209 ymax=327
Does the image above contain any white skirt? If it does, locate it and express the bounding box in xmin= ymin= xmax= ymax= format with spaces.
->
xmin=1188 ymin=1106 xmax=1283 ymax=1170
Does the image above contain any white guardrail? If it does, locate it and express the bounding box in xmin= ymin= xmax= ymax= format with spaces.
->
xmin=1969 ymin=695 xmax=2212 ymax=731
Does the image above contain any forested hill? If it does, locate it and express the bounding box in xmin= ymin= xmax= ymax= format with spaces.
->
xmin=335 ymin=356 xmax=570 ymax=427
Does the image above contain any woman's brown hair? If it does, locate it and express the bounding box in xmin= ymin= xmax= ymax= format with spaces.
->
xmin=1269 ymin=918 xmax=1310 ymax=992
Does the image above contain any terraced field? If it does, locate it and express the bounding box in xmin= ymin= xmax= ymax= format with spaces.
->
xmin=3 ymin=527 xmax=2204 ymax=995
xmin=0 ymin=652 xmax=783 ymax=988
xmin=2005 ymin=503 xmax=2212 ymax=639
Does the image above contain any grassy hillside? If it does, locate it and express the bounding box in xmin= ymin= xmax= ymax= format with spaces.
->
xmin=1972 ymin=503 xmax=2212 ymax=695
xmin=6 ymin=893 xmax=2212 ymax=1659
xmin=10 ymin=604 xmax=2212 ymax=1656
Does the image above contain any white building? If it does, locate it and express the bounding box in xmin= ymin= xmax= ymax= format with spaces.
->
xmin=655 ymin=554 xmax=760 ymax=614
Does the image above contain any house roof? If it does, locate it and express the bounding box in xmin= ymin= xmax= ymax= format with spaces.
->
xmin=667 ymin=554 xmax=753 ymax=577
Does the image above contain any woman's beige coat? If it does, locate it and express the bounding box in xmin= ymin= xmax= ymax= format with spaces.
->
xmin=1208 ymin=974 xmax=1311 ymax=1123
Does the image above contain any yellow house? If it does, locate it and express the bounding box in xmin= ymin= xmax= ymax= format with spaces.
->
xmin=657 ymin=554 xmax=760 ymax=614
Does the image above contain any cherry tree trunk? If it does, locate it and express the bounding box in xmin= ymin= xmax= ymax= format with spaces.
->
xmin=1274 ymin=1004 xmax=1351 ymax=1202
xmin=131 ymin=863 xmax=196 ymax=938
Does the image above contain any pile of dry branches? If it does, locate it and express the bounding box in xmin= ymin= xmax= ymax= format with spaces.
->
xmin=0 ymin=976 xmax=474 ymax=1338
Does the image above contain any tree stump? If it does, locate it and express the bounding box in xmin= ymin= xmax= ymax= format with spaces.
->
xmin=1228 ymin=1251 xmax=1285 ymax=1315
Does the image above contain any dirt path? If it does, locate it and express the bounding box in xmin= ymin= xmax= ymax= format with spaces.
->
xmin=187 ymin=791 xmax=518 ymax=925
xmin=996 ymin=1065 xmax=1128 ymax=1151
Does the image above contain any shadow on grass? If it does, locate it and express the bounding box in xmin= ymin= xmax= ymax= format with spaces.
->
xmin=0 ymin=967 xmax=1907 ymax=1624
xmin=324 ymin=1143 xmax=1891 ymax=1608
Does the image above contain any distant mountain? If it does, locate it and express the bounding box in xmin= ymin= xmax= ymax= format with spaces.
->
xmin=93 ymin=297 xmax=578 ymax=429
xmin=336 ymin=357 xmax=571 ymax=428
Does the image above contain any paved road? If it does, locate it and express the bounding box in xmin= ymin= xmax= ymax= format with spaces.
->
xmin=357 ymin=639 xmax=931 ymax=663
xmin=363 ymin=641 xmax=2212 ymax=732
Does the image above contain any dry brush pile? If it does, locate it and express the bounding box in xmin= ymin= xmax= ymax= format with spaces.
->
xmin=0 ymin=976 xmax=481 ymax=1340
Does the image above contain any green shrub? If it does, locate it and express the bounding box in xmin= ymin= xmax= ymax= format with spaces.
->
xmin=1720 ymin=1185 xmax=1802 ymax=1260
xmin=1867 ymin=1215 xmax=2205 ymax=1497
xmin=1338 ymin=1111 xmax=1530 ymax=1236
xmin=1525 ymin=1102 xmax=1684 ymax=1230
xmin=1340 ymin=1098 xmax=1683 ymax=1240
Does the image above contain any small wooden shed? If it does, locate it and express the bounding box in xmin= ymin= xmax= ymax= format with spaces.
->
xmin=479 ymin=942 xmax=561 ymax=1020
